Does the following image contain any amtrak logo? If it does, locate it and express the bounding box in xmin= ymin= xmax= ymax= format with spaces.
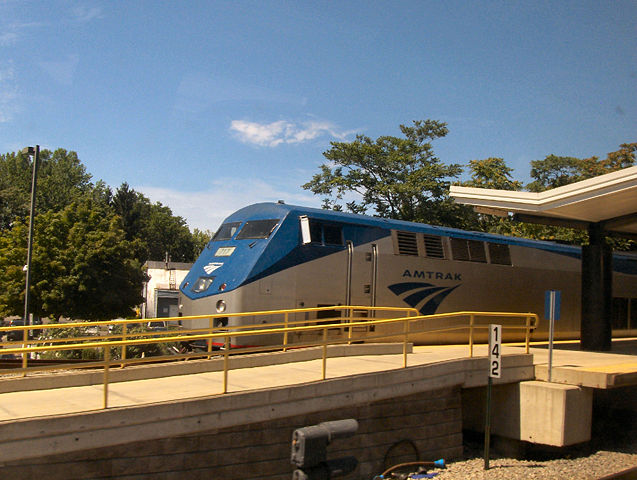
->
xmin=388 ymin=281 xmax=460 ymax=315
xmin=203 ymin=262 xmax=224 ymax=274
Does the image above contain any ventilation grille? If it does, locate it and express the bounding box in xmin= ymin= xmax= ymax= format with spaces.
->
xmin=396 ymin=231 xmax=418 ymax=256
xmin=423 ymin=234 xmax=445 ymax=258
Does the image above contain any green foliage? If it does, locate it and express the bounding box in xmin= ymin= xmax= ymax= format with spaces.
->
xmin=112 ymin=183 xmax=198 ymax=263
xmin=192 ymin=228 xmax=214 ymax=255
xmin=464 ymin=158 xmax=522 ymax=191
xmin=465 ymin=145 xmax=636 ymax=249
xmin=302 ymin=120 xmax=475 ymax=228
xmin=0 ymin=147 xmax=208 ymax=323
xmin=0 ymin=149 xmax=93 ymax=230
xmin=0 ymin=201 xmax=145 ymax=319
xmin=528 ymin=143 xmax=636 ymax=192
xmin=37 ymin=323 xmax=179 ymax=360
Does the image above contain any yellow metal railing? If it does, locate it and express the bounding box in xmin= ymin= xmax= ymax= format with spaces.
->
xmin=0 ymin=306 xmax=538 ymax=409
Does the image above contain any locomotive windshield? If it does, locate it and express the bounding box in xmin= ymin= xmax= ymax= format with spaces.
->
xmin=213 ymin=222 xmax=242 ymax=241
xmin=236 ymin=219 xmax=279 ymax=239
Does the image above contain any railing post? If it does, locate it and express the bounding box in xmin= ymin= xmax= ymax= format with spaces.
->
xmin=469 ymin=314 xmax=475 ymax=357
xmin=283 ymin=312 xmax=289 ymax=351
xmin=322 ymin=327 xmax=328 ymax=380
xmin=120 ymin=323 xmax=128 ymax=368
xmin=525 ymin=315 xmax=531 ymax=354
xmin=103 ymin=344 xmax=110 ymax=409
xmin=223 ymin=335 xmax=229 ymax=394
xmin=208 ymin=317 xmax=214 ymax=359
xmin=21 ymin=328 xmax=28 ymax=376
xmin=403 ymin=317 xmax=409 ymax=368
xmin=347 ymin=307 xmax=353 ymax=345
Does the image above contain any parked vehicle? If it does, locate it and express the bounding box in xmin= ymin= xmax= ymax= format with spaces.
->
xmin=6 ymin=317 xmax=43 ymax=341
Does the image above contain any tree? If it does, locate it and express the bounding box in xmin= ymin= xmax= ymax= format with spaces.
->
xmin=527 ymin=143 xmax=636 ymax=192
xmin=302 ymin=120 xmax=473 ymax=228
xmin=0 ymin=201 xmax=146 ymax=320
xmin=192 ymin=228 xmax=214 ymax=255
xmin=111 ymin=183 xmax=198 ymax=263
xmin=143 ymin=202 xmax=197 ymax=262
xmin=461 ymin=158 xmax=521 ymax=234
xmin=464 ymin=157 xmax=522 ymax=191
xmin=473 ymin=144 xmax=636 ymax=248
xmin=0 ymin=151 xmax=32 ymax=230
xmin=0 ymin=148 xmax=94 ymax=230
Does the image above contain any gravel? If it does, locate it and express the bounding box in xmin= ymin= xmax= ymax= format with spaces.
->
xmin=433 ymin=451 xmax=637 ymax=480
xmin=423 ymin=411 xmax=637 ymax=480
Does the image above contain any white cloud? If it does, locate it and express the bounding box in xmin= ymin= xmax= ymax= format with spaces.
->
xmin=136 ymin=178 xmax=321 ymax=232
xmin=71 ymin=4 xmax=103 ymax=23
xmin=0 ymin=64 xmax=19 ymax=123
xmin=230 ymin=119 xmax=354 ymax=147
xmin=0 ymin=32 xmax=19 ymax=46
xmin=39 ymin=54 xmax=80 ymax=86
xmin=174 ymin=73 xmax=307 ymax=114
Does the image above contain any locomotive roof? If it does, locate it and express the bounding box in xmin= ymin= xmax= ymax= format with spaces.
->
xmin=225 ymin=202 xmax=588 ymax=254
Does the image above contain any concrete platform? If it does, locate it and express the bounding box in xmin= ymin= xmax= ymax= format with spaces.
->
xmin=0 ymin=343 xmax=532 ymax=422
xmin=0 ymin=344 xmax=533 ymax=463
xmin=519 ymin=338 xmax=637 ymax=388
xmin=0 ymin=339 xmax=635 ymax=463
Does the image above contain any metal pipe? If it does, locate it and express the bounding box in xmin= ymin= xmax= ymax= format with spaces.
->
xmin=322 ymin=328 xmax=327 ymax=380
xmin=283 ymin=312 xmax=288 ymax=351
xmin=223 ymin=335 xmax=229 ymax=393
xmin=120 ymin=323 xmax=128 ymax=368
xmin=469 ymin=314 xmax=475 ymax=357
xmin=208 ymin=317 xmax=213 ymax=359
xmin=103 ymin=345 xmax=110 ymax=409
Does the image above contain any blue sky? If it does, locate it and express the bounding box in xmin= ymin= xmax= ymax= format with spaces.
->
xmin=1 ymin=0 xmax=636 ymax=231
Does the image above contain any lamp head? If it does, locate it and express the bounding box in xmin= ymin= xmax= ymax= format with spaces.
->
xmin=22 ymin=146 xmax=35 ymax=156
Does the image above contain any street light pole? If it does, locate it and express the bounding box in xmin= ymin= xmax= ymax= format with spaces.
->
xmin=22 ymin=145 xmax=40 ymax=329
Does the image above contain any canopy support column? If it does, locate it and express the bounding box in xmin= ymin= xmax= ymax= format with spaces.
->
xmin=581 ymin=222 xmax=613 ymax=351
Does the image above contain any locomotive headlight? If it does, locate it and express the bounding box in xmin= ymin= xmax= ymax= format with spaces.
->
xmin=216 ymin=300 xmax=227 ymax=313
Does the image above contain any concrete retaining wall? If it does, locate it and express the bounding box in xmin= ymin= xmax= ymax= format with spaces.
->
xmin=0 ymin=387 xmax=462 ymax=480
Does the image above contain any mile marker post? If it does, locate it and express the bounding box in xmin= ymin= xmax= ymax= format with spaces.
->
xmin=484 ymin=324 xmax=501 ymax=470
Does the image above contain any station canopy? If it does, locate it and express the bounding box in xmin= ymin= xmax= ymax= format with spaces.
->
xmin=449 ymin=165 xmax=637 ymax=238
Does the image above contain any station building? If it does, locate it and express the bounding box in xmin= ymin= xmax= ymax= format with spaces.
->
xmin=141 ymin=260 xmax=192 ymax=319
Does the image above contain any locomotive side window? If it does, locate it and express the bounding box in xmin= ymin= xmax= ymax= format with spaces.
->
xmin=468 ymin=240 xmax=487 ymax=262
xmin=309 ymin=220 xmax=323 ymax=244
xmin=450 ymin=238 xmax=470 ymax=261
xmin=612 ymin=297 xmax=637 ymax=330
xmin=323 ymin=224 xmax=343 ymax=245
xmin=299 ymin=216 xmax=343 ymax=246
xmin=236 ymin=219 xmax=279 ymax=239
xmin=488 ymin=243 xmax=512 ymax=265
xmin=213 ymin=222 xmax=242 ymax=241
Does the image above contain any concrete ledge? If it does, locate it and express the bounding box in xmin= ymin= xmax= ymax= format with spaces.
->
xmin=535 ymin=364 xmax=637 ymax=388
xmin=0 ymin=353 xmax=532 ymax=463
xmin=0 ymin=343 xmax=412 ymax=393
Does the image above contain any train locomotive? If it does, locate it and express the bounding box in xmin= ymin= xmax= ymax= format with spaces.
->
xmin=178 ymin=202 xmax=637 ymax=346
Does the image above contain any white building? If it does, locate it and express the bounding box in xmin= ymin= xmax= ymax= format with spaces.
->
xmin=142 ymin=261 xmax=192 ymax=319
